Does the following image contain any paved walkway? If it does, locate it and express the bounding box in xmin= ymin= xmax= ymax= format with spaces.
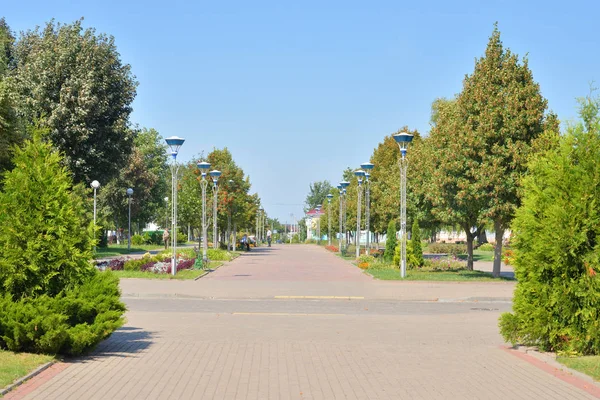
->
xmin=7 ymin=245 xmax=597 ymax=399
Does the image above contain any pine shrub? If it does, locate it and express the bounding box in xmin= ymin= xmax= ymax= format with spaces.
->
xmin=0 ymin=134 xmax=95 ymax=299
xmin=500 ymin=95 xmax=600 ymax=355
xmin=384 ymin=221 xmax=397 ymax=263
xmin=410 ymin=220 xmax=424 ymax=267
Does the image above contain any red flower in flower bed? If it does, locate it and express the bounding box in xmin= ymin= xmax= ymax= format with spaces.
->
xmin=176 ymin=259 xmax=194 ymax=271
xmin=325 ymin=245 xmax=339 ymax=252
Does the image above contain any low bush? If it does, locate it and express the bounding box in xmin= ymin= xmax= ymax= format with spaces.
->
xmin=177 ymin=232 xmax=187 ymax=244
xmin=304 ymin=239 xmax=317 ymax=244
xmin=207 ymin=249 xmax=233 ymax=261
xmin=123 ymin=258 xmax=151 ymax=271
xmin=131 ymin=234 xmax=145 ymax=246
xmin=325 ymin=245 xmax=339 ymax=252
xmin=107 ymin=258 xmax=125 ymax=271
xmin=0 ymin=271 xmax=125 ymax=355
xmin=478 ymin=243 xmax=495 ymax=252
xmin=426 ymin=242 xmax=467 ymax=256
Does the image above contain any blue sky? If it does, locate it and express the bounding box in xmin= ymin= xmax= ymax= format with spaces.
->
xmin=3 ymin=0 xmax=599 ymax=222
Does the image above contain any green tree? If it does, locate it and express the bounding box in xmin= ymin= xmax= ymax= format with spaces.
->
xmin=410 ymin=220 xmax=424 ymax=267
xmin=0 ymin=132 xmax=95 ymax=299
xmin=457 ymin=24 xmax=554 ymax=277
xmin=305 ymin=180 xmax=333 ymax=211
xmin=0 ymin=18 xmax=23 ymax=176
xmin=384 ymin=220 xmax=397 ymax=263
xmin=10 ymin=19 xmax=138 ymax=184
xmin=499 ymin=93 xmax=600 ymax=354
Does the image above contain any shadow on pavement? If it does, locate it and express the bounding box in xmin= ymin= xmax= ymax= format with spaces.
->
xmin=237 ymin=247 xmax=277 ymax=256
xmin=72 ymin=327 xmax=156 ymax=362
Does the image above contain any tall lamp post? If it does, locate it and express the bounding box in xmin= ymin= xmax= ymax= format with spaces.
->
xmin=315 ymin=205 xmax=321 ymax=244
xmin=91 ymin=180 xmax=100 ymax=252
xmin=227 ymin=179 xmax=234 ymax=251
xmin=164 ymin=196 xmax=169 ymax=230
xmin=361 ymin=163 xmax=374 ymax=253
xmin=165 ymin=136 xmax=184 ymax=276
xmin=326 ymin=194 xmax=333 ymax=245
xmin=337 ymin=185 xmax=343 ymax=251
xmin=340 ymin=181 xmax=350 ymax=251
xmin=198 ymin=161 xmax=211 ymax=266
xmin=126 ymin=188 xmax=134 ymax=251
xmin=354 ymin=170 xmax=365 ymax=258
xmin=393 ymin=132 xmax=414 ymax=278
xmin=209 ymin=170 xmax=221 ymax=249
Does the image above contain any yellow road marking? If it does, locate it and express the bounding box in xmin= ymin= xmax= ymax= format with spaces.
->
xmin=274 ymin=295 xmax=364 ymax=300
xmin=232 ymin=312 xmax=344 ymax=316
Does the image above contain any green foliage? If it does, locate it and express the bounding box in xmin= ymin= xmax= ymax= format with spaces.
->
xmin=0 ymin=271 xmax=125 ymax=355
xmin=10 ymin=19 xmax=138 ymax=184
xmin=410 ymin=220 xmax=424 ymax=267
xmin=478 ymin=243 xmax=495 ymax=252
xmin=305 ymin=181 xmax=333 ymax=211
xmin=131 ymin=234 xmax=145 ymax=246
xmin=393 ymin=244 xmax=400 ymax=267
xmin=177 ymin=232 xmax=187 ymax=245
xmin=0 ymin=134 xmax=95 ymax=299
xmin=206 ymin=249 xmax=233 ymax=261
xmin=384 ymin=220 xmax=397 ymax=262
xmin=427 ymin=243 xmax=467 ymax=256
xmin=500 ymin=93 xmax=600 ymax=355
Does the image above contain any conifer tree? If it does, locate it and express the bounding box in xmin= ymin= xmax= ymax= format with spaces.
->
xmin=410 ymin=220 xmax=424 ymax=267
xmin=0 ymin=133 xmax=95 ymax=299
xmin=384 ymin=220 xmax=397 ymax=263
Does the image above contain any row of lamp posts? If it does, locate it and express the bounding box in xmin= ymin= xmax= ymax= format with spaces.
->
xmin=325 ymin=131 xmax=413 ymax=278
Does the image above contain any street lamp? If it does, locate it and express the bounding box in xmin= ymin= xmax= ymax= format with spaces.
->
xmin=91 ymin=180 xmax=100 ymax=252
xmin=361 ymin=162 xmax=374 ymax=253
xmin=337 ymin=185 xmax=343 ymax=251
xmin=164 ymin=196 xmax=169 ymax=230
xmin=354 ymin=170 xmax=365 ymax=258
xmin=209 ymin=170 xmax=221 ymax=249
xmin=227 ymin=179 xmax=234 ymax=251
xmin=166 ymin=136 xmax=185 ymax=276
xmin=340 ymin=181 xmax=350 ymax=252
xmin=326 ymin=194 xmax=333 ymax=246
xmin=126 ymin=188 xmax=133 ymax=251
xmin=197 ymin=161 xmax=211 ymax=266
xmin=393 ymin=131 xmax=414 ymax=278
xmin=315 ymin=205 xmax=321 ymax=244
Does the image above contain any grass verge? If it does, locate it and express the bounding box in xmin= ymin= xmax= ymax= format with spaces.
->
xmin=0 ymin=350 xmax=54 ymax=389
xmin=557 ymin=356 xmax=600 ymax=381
xmin=457 ymin=250 xmax=495 ymax=262
xmin=366 ymin=267 xmax=514 ymax=281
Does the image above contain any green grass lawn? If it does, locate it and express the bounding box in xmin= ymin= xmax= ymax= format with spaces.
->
xmin=456 ymin=249 xmax=495 ymax=262
xmin=0 ymin=350 xmax=54 ymax=389
xmin=366 ymin=267 xmax=513 ymax=281
xmin=94 ymin=244 xmax=166 ymax=258
xmin=111 ymin=261 xmax=224 ymax=280
xmin=557 ymin=356 xmax=600 ymax=381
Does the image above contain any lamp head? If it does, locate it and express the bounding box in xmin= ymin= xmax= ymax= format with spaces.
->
xmin=392 ymin=132 xmax=414 ymax=148
xmin=165 ymin=136 xmax=185 ymax=156
xmin=91 ymin=180 xmax=100 ymax=189
xmin=197 ymin=161 xmax=211 ymax=177
xmin=340 ymin=181 xmax=350 ymax=189
xmin=326 ymin=194 xmax=333 ymax=203
xmin=126 ymin=188 xmax=134 ymax=196
xmin=360 ymin=162 xmax=374 ymax=171
xmin=209 ymin=170 xmax=222 ymax=180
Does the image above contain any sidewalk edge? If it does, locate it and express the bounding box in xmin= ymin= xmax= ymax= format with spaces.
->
xmin=0 ymin=360 xmax=56 ymax=396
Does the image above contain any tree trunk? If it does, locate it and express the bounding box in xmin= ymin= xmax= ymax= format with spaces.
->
xmin=477 ymin=226 xmax=488 ymax=245
xmin=464 ymin=224 xmax=475 ymax=271
xmin=493 ymin=220 xmax=504 ymax=278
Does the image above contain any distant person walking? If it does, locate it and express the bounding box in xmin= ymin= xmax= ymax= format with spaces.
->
xmin=267 ymin=229 xmax=272 ymax=247
xmin=163 ymin=229 xmax=170 ymax=249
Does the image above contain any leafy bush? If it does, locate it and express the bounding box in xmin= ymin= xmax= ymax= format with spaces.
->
xmin=357 ymin=254 xmax=375 ymax=269
xmin=0 ymin=134 xmax=95 ymax=299
xmin=499 ymin=95 xmax=600 ymax=355
xmin=107 ymin=258 xmax=125 ymax=271
xmin=177 ymin=232 xmax=187 ymax=244
xmin=426 ymin=242 xmax=467 ymax=256
xmin=478 ymin=243 xmax=495 ymax=252
xmin=0 ymin=271 xmax=125 ymax=355
xmin=410 ymin=220 xmax=424 ymax=267
xmin=384 ymin=221 xmax=397 ymax=263
xmin=207 ymin=249 xmax=233 ymax=261
xmin=131 ymin=234 xmax=145 ymax=246
xmin=123 ymin=258 xmax=152 ymax=271
xmin=304 ymin=238 xmax=317 ymax=244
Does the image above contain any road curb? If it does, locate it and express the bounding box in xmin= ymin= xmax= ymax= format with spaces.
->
xmin=0 ymin=360 xmax=56 ymax=396
xmin=514 ymin=345 xmax=600 ymax=387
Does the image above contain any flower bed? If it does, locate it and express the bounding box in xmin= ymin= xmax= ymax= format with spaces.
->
xmin=325 ymin=245 xmax=339 ymax=252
